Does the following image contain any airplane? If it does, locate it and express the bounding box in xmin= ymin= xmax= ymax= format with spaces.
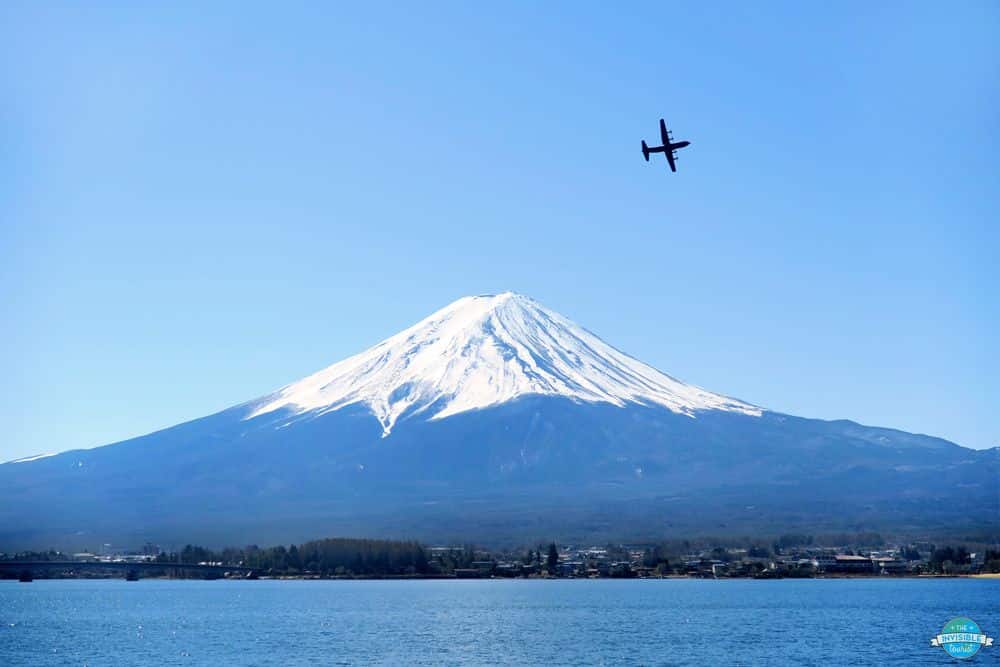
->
xmin=641 ymin=118 xmax=690 ymax=172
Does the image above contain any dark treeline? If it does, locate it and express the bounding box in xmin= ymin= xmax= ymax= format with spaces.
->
xmin=0 ymin=549 xmax=64 ymax=561
xmin=4 ymin=533 xmax=998 ymax=578
xmin=154 ymin=537 xmax=431 ymax=576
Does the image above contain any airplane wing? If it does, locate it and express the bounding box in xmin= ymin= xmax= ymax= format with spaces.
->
xmin=659 ymin=119 xmax=670 ymax=146
xmin=665 ymin=149 xmax=677 ymax=172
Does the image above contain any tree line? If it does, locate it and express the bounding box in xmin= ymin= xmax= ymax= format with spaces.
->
xmin=154 ymin=537 xmax=431 ymax=576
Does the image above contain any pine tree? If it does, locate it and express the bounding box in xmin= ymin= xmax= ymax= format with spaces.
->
xmin=546 ymin=543 xmax=559 ymax=573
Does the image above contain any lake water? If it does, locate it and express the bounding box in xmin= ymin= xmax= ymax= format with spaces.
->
xmin=1 ymin=578 xmax=996 ymax=665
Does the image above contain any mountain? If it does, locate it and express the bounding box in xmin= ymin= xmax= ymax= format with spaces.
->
xmin=247 ymin=292 xmax=761 ymax=435
xmin=1 ymin=293 xmax=997 ymax=549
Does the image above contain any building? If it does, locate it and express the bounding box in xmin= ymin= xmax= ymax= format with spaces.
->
xmin=826 ymin=555 xmax=873 ymax=574
xmin=871 ymin=557 xmax=906 ymax=574
xmin=453 ymin=569 xmax=482 ymax=578
xmin=469 ymin=561 xmax=494 ymax=576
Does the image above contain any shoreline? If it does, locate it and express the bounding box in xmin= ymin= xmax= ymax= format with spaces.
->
xmin=6 ymin=573 xmax=996 ymax=582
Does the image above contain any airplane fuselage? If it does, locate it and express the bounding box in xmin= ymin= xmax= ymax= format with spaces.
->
xmin=642 ymin=119 xmax=690 ymax=172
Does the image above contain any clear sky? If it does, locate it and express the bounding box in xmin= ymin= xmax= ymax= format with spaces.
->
xmin=2 ymin=2 xmax=997 ymax=461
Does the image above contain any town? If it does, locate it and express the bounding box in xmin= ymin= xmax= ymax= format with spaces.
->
xmin=3 ymin=535 xmax=999 ymax=581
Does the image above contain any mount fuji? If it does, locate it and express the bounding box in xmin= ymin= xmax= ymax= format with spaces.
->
xmin=1 ymin=293 xmax=996 ymax=548
xmin=247 ymin=292 xmax=761 ymax=435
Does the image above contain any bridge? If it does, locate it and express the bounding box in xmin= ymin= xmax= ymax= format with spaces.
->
xmin=0 ymin=560 xmax=257 ymax=581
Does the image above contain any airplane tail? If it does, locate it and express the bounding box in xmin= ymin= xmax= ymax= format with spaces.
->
xmin=641 ymin=140 xmax=650 ymax=161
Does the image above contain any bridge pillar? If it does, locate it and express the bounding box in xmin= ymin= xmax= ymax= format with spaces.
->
xmin=125 ymin=569 xmax=139 ymax=581
xmin=18 ymin=569 xmax=32 ymax=583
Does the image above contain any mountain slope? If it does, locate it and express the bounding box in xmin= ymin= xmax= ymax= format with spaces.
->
xmin=1 ymin=293 xmax=996 ymax=549
xmin=247 ymin=292 xmax=760 ymax=435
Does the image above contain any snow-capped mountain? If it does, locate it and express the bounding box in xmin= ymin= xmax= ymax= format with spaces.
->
xmin=248 ymin=292 xmax=760 ymax=436
xmin=1 ymin=293 xmax=996 ymax=550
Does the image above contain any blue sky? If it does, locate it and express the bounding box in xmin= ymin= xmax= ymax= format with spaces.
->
xmin=2 ymin=1 xmax=997 ymax=460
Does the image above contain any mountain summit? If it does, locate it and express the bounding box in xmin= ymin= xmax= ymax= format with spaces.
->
xmin=1 ymin=293 xmax=995 ymax=549
xmin=248 ymin=292 xmax=760 ymax=436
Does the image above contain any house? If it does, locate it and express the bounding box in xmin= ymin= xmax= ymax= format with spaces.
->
xmin=608 ymin=562 xmax=633 ymax=577
xmin=469 ymin=561 xmax=494 ymax=576
xmin=494 ymin=562 xmax=523 ymax=578
xmin=827 ymin=555 xmax=872 ymax=574
xmin=871 ymin=557 xmax=906 ymax=574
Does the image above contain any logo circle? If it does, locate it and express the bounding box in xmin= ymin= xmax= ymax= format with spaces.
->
xmin=941 ymin=617 xmax=984 ymax=660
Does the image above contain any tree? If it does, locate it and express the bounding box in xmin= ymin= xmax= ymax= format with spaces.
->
xmin=984 ymin=549 xmax=1000 ymax=574
xmin=287 ymin=545 xmax=302 ymax=571
xmin=777 ymin=534 xmax=813 ymax=549
xmin=955 ymin=547 xmax=970 ymax=565
xmin=272 ymin=545 xmax=288 ymax=571
xmin=546 ymin=543 xmax=559 ymax=573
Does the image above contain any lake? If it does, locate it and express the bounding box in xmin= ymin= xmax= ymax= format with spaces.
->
xmin=1 ymin=578 xmax=996 ymax=665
